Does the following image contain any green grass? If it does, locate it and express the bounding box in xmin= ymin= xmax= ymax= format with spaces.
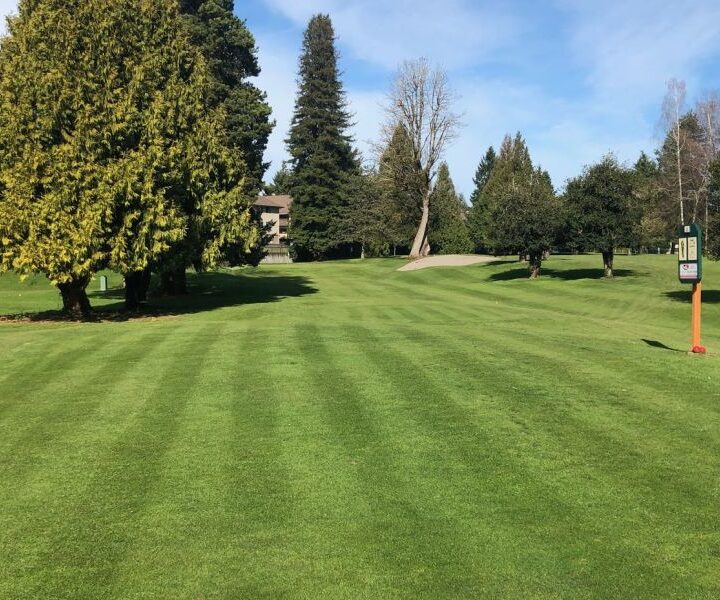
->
xmin=1 ymin=254 xmax=719 ymax=598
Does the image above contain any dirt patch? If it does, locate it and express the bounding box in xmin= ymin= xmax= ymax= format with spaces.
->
xmin=398 ymin=255 xmax=498 ymax=272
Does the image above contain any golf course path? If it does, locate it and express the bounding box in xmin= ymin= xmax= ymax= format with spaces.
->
xmin=398 ymin=254 xmax=497 ymax=272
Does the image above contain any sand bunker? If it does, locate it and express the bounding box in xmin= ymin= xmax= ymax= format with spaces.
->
xmin=398 ymin=255 xmax=498 ymax=272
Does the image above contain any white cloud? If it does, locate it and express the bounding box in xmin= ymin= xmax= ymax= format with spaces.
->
xmin=559 ymin=0 xmax=720 ymax=106
xmin=262 ymin=0 xmax=522 ymax=71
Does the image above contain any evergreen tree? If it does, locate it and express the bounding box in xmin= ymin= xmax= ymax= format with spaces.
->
xmin=484 ymin=135 xmax=558 ymax=277
xmin=707 ymin=160 xmax=720 ymax=259
xmin=346 ymin=169 xmax=387 ymax=258
xmin=564 ymin=156 xmax=639 ymax=277
xmin=376 ymin=124 xmax=424 ymax=253
xmin=467 ymin=146 xmax=496 ymax=251
xmin=0 ymin=0 xmax=258 ymax=315
xmin=632 ymin=152 xmax=666 ymax=251
xmin=265 ymin=163 xmax=293 ymax=196
xmin=151 ymin=0 xmax=273 ymax=294
xmin=286 ymin=14 xmax=356 ymax=260
xmin=635 ymin=151 xmax=659 ymax=179
xmin=180 ymin=0 xmax=273 ymax=191
xmin=429 ymin=163 xmax=473 ymax=254
xmin=469 ymin=147 xmax=496 ymax=206
xmin=480 ymin=133 xmax=535 ymax=252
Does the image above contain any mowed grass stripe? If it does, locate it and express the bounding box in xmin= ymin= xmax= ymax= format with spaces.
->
xmin=0 ymin=322 xmax=225 ymax=599
xmin=351 ymin=320 xmax=711 ymax=598
xmin=369 ymin=310 xmax=719 ymax=594
xmin=327 ymin=314 xmax=565 ymax=597
xmin=108 ymin=323 xmax=299 ymax=598
xmin=392 ymin=298 xmax=720 ymax=495
xmin=347 ymin=320 xmax=607 ymax=597
xmin=293 ymin=321 xmax=493 ymax=598
xmin=217 ymin=323 xmax=299 ymax=598
xmin=413 ymin=295 xmax=720 ymax=427
xmin=358 ymin=307 xmax=632 ymax=584
xmin=0 ymin=327 xmax=112 ymax=415
xmin=0 ymin=327 xmax=172 ymax=470
xmin=255 ymin=322 xmax=389 ymax=597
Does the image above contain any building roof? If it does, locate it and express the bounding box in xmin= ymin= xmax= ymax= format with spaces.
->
xmin=256 ymin=195 xmax=292 ymax=210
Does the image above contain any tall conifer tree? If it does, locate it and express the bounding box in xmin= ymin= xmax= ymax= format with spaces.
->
xmin=376 ymin=125 xmax=424 ymax=252
xmin=429 ymin=163 xmax=473 ymax=254
xmin=469 ymin=147 xmax=497 ymax=206
xmin=286 ymin=14 xmax=357 ymax=260
xmin=632 ymin=152 xmax=666 ymax=251
xmin=467 ymin=146 xmax=496 ymax=251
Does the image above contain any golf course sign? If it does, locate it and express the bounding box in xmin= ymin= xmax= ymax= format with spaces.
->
xmin=678 ymin=224 xmax=702 ymax=284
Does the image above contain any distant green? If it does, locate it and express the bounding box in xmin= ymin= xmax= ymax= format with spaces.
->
xmin=1 ymin=254 xmax=718 ymax=598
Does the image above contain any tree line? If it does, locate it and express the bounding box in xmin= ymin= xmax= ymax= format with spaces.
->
xmin=275 ymin=16 xmax=720 ymax=278
xmin=466 ymin=79 xmax=720 ymax=277
xmin=1 ymin=6 xmax=719 ymax=319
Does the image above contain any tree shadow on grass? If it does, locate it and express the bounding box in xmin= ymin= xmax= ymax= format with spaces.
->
xmin=489 ymin=267 xmax=640 ymax=282
xmin=1 ymin=271 xmax=318 ymax=323
xmin=664 ymin=290 xmax=720 ymax=304
xmin=482 ymin=259 xmax=520 ymax=267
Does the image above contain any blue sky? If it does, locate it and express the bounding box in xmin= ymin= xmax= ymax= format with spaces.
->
xmin=2 ymin=0 xmax=720 ymax=196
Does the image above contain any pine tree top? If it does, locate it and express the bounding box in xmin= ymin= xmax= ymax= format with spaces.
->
xmin=470 ymin=146 xmax=496 ymax=206
xmin=287 ymin=14 xmax=353 ymax=170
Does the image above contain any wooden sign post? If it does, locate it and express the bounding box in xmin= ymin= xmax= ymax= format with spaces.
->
xmin=678 ymin=224 xmax=706 ymax=354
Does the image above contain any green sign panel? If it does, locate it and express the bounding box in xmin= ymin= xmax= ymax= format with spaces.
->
xmin=678 ymin=224 xmax=702 ymax=284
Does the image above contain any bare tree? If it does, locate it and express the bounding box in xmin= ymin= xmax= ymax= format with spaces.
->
xmin=660 ymin=78 xmax=687 ymax=224
xmin=696 ymin=92 xmax=720 ymax=243
xmin=696 ymin=92 xmax=720 ymax=157
xmin=382 ymin=59 xmax=462 ymax=258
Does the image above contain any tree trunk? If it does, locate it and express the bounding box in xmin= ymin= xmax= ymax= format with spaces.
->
xmin=139 ymin=269 xmax=151 ymax=302
xmin=58 ymin=277 xmax=91 ymax=318
xmin=361 ymin=243 xmax=366 ymax=260
xmin=602 ymin=250 xmax=614 ymax=278
xmin=160 ymin=267 xmax=187 ymax=296
xmin=410 ymin=190 xmax=431 ymax=259
xmin=124 ymin=268 xmax=152 ymax=311
xmin=528 ymin=252 xmax=542 ymax=279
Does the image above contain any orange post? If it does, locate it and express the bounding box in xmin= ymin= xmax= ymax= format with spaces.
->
xmin=691 ymin=282 xmax=706 ymax=354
